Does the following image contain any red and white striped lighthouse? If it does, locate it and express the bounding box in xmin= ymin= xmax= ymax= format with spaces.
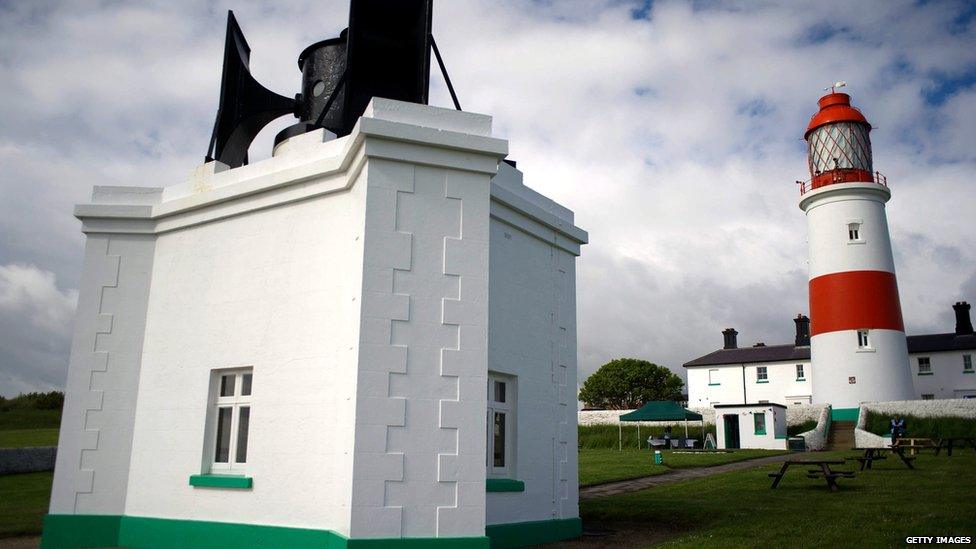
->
xmin=798 ymin=88 xmax=915 ymax=413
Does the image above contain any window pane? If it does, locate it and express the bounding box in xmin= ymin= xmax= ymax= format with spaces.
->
xmin=220 ymin=375 xmax=235 ymax=397
xmin=236 ymin=406 xmax=250 ymax=463
xmin=494 ymin=381 xmax=506 ymax=403
xmin=754 ymin=413 xmax=765 ymax=433
xmin=493 ymin=411 xmax=506 ymax=467
xmin=241 ymin=373 xmax=252 ymax=396
xmin=214 ymin=407 xmax=232 ymax=462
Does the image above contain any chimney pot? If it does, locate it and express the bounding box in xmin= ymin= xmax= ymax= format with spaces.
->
xmin=722 ymin=328 xmax=738 ymax=350
xmin=953 ymin=301 xmax=973 ymax=335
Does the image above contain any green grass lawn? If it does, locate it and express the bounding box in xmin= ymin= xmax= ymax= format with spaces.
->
xmin=0 ymin=429 xmax=59 ymax=449
xmin=0 ymin=409 xmax=61 ymax=431
xmin=581 ymin=451 xmax=976 ymax=547
xmin=0 ymin=472 xmax=52 ymax=538
xmin=579 ymin=449 xmax=787 ymax=487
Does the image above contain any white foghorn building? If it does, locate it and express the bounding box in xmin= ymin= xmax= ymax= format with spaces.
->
xmin=42 ymin=99 xmax=587 ymax=548
xmin=685 ymin=91 xmax=976 ymax=424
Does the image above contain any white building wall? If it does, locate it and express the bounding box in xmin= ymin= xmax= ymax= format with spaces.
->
xmin=50 ymin=232 xmax=156 ymax=515
xmin=687 ymin=360 xmax=812 ymax=408
xmin=908 ymin=351 xmax=976 ymax=399
xmin=714 ymin=405 xmax=787 ymax=450
xmin=484 ymin=164 xmax=584 ymax=526
xmin=124 ymin=172 xmax=367 ymax=533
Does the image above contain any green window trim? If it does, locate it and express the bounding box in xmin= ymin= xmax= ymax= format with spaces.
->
xmin=486 ymin=478 xmax=525 ymax=492
xmin=963 ymin=370 xmax=974 ymax=374
xmin=189 ymin=474 xmax=252 ymax=489
xmin=756 ymin=380 xmax=769 ymax=384
xmin=755 ymin=429 xmax=767 ymax=435
xmin=754 ymin=412 xmax=766 ymax=436
xmin=795 ymin=377 xmax=806 ymax=382
xmin=917 ymin=372 xmax=934 ymax=376
xmin=707 ymin=382 xmax=721 ymax=386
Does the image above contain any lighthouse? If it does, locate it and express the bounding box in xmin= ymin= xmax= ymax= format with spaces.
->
xmin=798 ymin=87 xmax=914 ymax=415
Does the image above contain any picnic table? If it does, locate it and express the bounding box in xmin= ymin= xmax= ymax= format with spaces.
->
xmin=768 ymin=460 xmax=855 ymax=491
xmin=934 ymin=437 xmax=976 ymax=457
xmin=847 ymin=447 xmax=916 ymax=470
xmin=892 ymin=438 xmax=937 ymax=456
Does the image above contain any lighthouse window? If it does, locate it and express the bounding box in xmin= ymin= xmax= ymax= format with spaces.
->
xmin=848 ymin=223 xmax=861 ymax=241
xmin=918 ymin=357 xmax=932 ymax=374
xmin=857 ymin=330 xmax=870 ymax=349
xmin=208 ymin=368 xmax=252 ymax=472
xmin=487 ymin=373 xmax=516 ymax=477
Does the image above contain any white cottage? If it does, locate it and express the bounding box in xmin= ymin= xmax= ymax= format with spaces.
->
xmin=42 ymin=99 xmax=587 ymax=548
xmin=714 ymin=403 xmax=788 ymax=450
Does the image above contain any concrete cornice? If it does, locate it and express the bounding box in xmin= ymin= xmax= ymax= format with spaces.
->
xmin=798 ymin=181 xmax=891 ymax=212
xmin=75 ymin=101 xmax=509 ymax=236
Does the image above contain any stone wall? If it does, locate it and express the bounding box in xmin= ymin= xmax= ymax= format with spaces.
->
xmin=854 ymin=398 xmax=976 ymax=448
xmin=579 ymin=404 xmax=826 ymax=428
xmin=0 ymin=447 xmax=56 ymax=475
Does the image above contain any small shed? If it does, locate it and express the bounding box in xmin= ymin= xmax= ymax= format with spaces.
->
xmin=618 ymin=401 xmax=704 ymax=450
xmin=714 ymin=403 xmax=788 ymax=450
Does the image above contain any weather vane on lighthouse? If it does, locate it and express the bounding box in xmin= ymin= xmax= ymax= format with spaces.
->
xmin=823 ymin=80 xmax=847 ymax=93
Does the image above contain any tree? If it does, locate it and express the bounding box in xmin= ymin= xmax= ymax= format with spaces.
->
xmin=579 ymin=358 xmax=683 ymax=409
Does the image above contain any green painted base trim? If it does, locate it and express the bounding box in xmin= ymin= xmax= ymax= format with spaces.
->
xmin=707 ymin=382 xmax=721 ymax=386
xmin=41 ymin=515 xmax=121 ymax=549
xmin=755 ymin=430 xmax=766 ymax=436
xmin=774 ymin=435 xmax=788 ymax=439
xmin=831 ymin=407 xmax=860 ymax=422
xmin=756 ymin=380 xmax=769 ymax=384
xmin=796 ymin=378 xmax=806 ymax=382
xmin=964 ymin=370 xmax=975 ymax=374
xmin=189 ymin=473 xmax=253 ymax=489
xmin=486 ymin=518 xmax=582 ymax=549
xmin=42 ymin=515 xmax=489 ymax=549
xmin=917 ymin=372 xmax=934 ymax=376
xmin=486 ymin=478 xmax=525 ymax=492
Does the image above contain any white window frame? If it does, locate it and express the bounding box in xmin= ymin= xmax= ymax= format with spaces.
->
xmin=487 ymin=373 xmax=516 ymax=479
xmin=756 ymin=366 xmax=768 ymax=382
xmin=964 ymin=355 xmax=973 ymax=372
xmin=795 ymin=364 xmax=805 ymax=380
xmin=205 ymin=368 xmax=253 ymax=474
xmin=847 ymin=219 xmax=864 ymax=245
xmin=857 ymin=330 xmax=872 ymax=350
xmin=917 ymin=357 xmax=932 ymax=374
xmin=708 ymin=369 xmax=719 ymax=385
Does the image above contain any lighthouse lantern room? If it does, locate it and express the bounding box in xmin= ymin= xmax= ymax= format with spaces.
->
xmin=798 ymin=88 xmax=915 ymax=413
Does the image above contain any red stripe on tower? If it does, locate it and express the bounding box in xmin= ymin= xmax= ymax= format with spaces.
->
xmin=809 ymin=270 xmax=905 ymax=335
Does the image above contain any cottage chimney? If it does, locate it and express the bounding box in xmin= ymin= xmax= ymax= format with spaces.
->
xmin=794 ymin=314 xmax=811 ymax=346
xmin=722 ymin=328 xmax=738 ymax=350
xmin=954 ymin=301 xmax=974 ymax=335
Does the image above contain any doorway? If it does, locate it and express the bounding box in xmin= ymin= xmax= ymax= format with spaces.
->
xmin=723 ymin=414 xmax=740 ymax=449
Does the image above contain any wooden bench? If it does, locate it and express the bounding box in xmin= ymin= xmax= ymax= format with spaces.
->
xmin=850 ymin=447 xmax=916 ymax=470
xmin=934 ymin=437 xmax=976 ymax=457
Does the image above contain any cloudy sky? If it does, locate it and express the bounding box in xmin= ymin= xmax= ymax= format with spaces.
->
xmin=1 ymin=0 xmax=974 ymax=397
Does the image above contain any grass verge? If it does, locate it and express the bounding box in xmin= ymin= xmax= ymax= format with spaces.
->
xmin=581 ymin=451 xmax=976 ymax=547
xmin=0 ymin=429 xmax=59 ymax=449
xmin=579 ymin=448 xmax=786 ymax=486
xmin=0 ymin=472 xmax=52 ymax=539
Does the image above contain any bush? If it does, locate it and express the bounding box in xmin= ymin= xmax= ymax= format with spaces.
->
xmin=0 ymin=392 xmax=64 ymax=412
xmin=787 ymin=420 xmax=818 ymax=436
xmin=579 ymin=358 xmax=683 ymax=409
xmin=864 ymin=411 xmax=976 ymax=439
xmin=579 ymin=424 xmax=715 ymax=449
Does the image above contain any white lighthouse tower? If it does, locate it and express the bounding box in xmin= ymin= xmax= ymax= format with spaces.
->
xmin=799 ymin=87 xmax=914 ymax=416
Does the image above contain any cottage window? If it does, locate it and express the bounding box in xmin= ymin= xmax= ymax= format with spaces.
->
xmin=487 ymin=373 xmax=516 ymax=477
xmin=921 ymin=394 xmax=934 ymax=400
xmin=208 ymin=369 xmax=252 ymax=472
xmin=918 ymin=357 xmax=932 ymax=374
xmin=795 ymin=364 xmax=805 ymax=380
xmin=964 ymin=355 xmax=973 ymax=372
xmin=754 ymin=413 xmax=766 ymax=435
xmin=708 ymin=369 xmax=720 ymax=385
xmin=756 ymin=367 xmax=768 ymax=382
xmin=857 ymin=330 xmax=870 ymax=349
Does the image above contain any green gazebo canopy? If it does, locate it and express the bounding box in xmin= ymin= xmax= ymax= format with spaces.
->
xmin=619 ymin=400 xmax=703 ymax=422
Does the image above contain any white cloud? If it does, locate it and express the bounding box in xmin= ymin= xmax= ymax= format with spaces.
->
xmin=0 ymin=0 xmax=973 ymax=395
xmin=0 ymin=264 xmax=77 ymax=333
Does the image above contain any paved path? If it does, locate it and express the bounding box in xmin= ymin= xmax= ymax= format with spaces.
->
xmin=580 ymin=454 xmax=790 ymax=500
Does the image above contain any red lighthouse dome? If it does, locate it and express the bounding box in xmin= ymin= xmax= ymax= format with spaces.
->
xmin=804 ymin=92 xmax=874 ymax=190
